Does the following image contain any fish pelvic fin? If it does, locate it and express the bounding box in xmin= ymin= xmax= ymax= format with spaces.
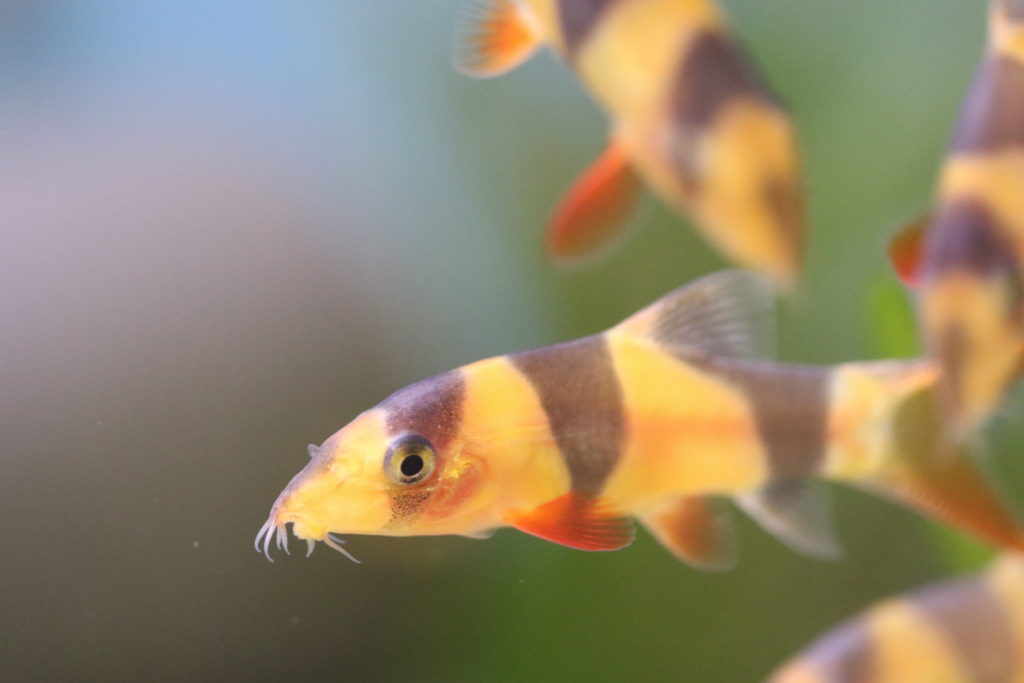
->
xmin=453 ymin=0 xmax=542 ymax=78
xmin=613 ymin=269 xmax=776 ymax=360
xmin=503 ymin=491 xmax=636 ymax=551
xmin=859 ymin=383 xmax=1024 ymax=553
xmin=546 ymin=137 xmax=643 ymax=265
xmin=640 ymin=495 xmax=737 ymax=571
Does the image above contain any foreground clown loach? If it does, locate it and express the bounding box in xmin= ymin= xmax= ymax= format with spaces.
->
xmin=257 ymin=271 xmax=1024 ymax=567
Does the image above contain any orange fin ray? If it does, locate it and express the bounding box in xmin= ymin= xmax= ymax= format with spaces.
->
xmin=453 ymin=0 xmax=541 ymax=78
xmin=503 ymin=491 xmax=636 ymax=551
xmin=888 ymin=214 xmax=930 ymax=288
xmin=641 ymin=495 xmax=736 ymax=570
xmin=546 ymin=140 xmax=643 ymax=264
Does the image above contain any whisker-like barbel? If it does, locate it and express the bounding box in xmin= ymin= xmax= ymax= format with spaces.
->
xmin=254 ymin=516 xmax=275 ymax=562
xmin=276 ymin=523 xmax=290 ymax=556
xmin=324 ymin=534 xmax=361 ymax=564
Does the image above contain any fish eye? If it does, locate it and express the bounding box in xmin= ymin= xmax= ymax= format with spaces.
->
xmin=384 ymin=434 xmax=436 ymax=486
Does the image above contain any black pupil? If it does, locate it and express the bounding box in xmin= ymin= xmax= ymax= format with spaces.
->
xmin=400 ymin=453 xmax=424 ymax=478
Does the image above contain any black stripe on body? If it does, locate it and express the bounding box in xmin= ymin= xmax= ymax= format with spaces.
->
xmin=923 ymin=200 xmax=1023 ymax=297
xmin=381 ymin=371 xmax=466 ymax=525
xmin=510 ymin=335 xmax=625 ymax=493
xmin=669 ymin=31 xmax=780 ymax=193
xmin=690 ymin=357 xmax=831 ymax=479
xmin=924 ymin=200 xmax=1024 ymax=411
xmin=912 ymin=576 xmax=1018 ymax=682
xmin=951 ymin=55 xmax=1024 ymax=152
xmin=556 ymin=0 xmax=621 ymax=60
xmin=670 ymin=31 xmax=777 ymax=130
xmin=1007 ymin=0 xmax=1024 ymax=21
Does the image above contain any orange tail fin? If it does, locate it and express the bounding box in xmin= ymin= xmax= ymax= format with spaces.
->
xmin=860 ymin=385 xmax=1024 ymax=552
xmin=865 ymin=450 xmax=1024 ymax=553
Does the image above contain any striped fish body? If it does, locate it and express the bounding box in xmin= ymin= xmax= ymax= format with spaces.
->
xmin=461 ymin=343 xmax=895 ymax=512
xmin=256 ymin=272 xmax=1024 ymax=567
xmin=910 ymin=0 xmax=1024 ymax=435
xmin=455 ymin=0 xmax=804 ymax=287
xmin=769 ymin=555 xmax=1024 ymax=683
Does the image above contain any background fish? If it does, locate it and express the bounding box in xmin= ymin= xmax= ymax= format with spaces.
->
xmin=453 ymin=0 xmax=805 ymax=288
xmin=768 ymin=554 xmax=1024 ymax=683
xmin=256 ymin=271 xmax=1024 ymax=567
xmin=891 ymin=0 xmax=1024 ymax=438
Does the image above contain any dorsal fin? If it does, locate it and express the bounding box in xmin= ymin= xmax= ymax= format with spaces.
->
xmin=614 ymin=270 xmax=776 ymax=359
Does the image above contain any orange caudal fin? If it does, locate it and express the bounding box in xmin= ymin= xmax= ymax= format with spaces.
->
xmin=888 ymin=215 xmax=930 ymax=288
xmin=503 ymin=492 xmax=636 ymax=551
xmin=546 ymin=140 xmax=643 ymax=264
xmin=453 ymin=0 xmax=542 ymax=78
xmin=863 ymin=385 xmax=1024 ymax=553
xmin=868 ymin=448 xmax=1024 ymax=554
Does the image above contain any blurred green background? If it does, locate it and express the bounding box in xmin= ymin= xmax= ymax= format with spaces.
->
xmin=3 ymin=1 xmax=1023 ymax=680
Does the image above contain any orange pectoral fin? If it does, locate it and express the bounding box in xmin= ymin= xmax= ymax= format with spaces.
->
xmin=546 ymin=140 xmax=643 ymax=264
xmin=888 ymin=215 xmax=930 ymax=287
xmin=453 ymin=0 xmax=542 ymax=78
xmin=503 ymin=492 xmax=636 ymax=551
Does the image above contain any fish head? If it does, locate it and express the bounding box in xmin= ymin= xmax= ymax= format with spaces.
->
xmin=256 ymin=372 xmax=495 ymax=560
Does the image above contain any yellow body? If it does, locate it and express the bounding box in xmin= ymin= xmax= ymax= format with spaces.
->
xmin=265 ymin=352 xmax=930 ymax=549
xmin=917 ymin=1 xmax=1024 ymax=435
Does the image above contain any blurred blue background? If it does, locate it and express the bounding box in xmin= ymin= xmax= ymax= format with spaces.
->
xmin=2 ymin=1 xmax=1021 ymax=680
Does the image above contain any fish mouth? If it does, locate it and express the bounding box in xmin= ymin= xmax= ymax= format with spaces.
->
xmin=254 ymin=510 xmax=361 ymax=564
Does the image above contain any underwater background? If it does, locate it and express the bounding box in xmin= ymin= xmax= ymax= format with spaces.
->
xmin=3 ymin=1 xmax=1022 ymax=680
